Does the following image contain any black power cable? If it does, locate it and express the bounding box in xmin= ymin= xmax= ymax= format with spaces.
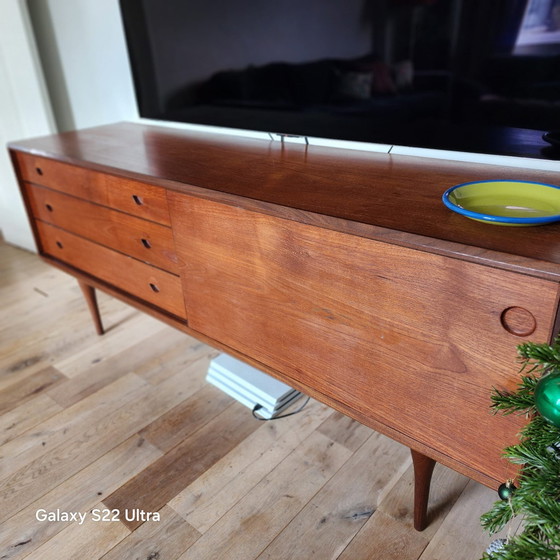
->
xmin=251 ymin=396 xmax=311 ymax=421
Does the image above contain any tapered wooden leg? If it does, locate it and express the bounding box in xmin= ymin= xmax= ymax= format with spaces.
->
xmin=78 ymin=280 xmax=104 ymax=335
xmin=411 ymin=448 xmax=436 ymax=531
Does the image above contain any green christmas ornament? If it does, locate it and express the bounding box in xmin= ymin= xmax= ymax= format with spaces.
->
xmin=497 ymin=481 xmax=516 ymax=500
xmin=535 ymin=371 xmax=560 ymax=428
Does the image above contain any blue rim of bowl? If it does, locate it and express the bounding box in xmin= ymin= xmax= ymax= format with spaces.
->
xmin=441 ymin=180 xmax=560 ymax=225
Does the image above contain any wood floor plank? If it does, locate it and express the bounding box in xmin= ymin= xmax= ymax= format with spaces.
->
xmin=0 ymin=367 xmax=205 ymax=522
xmin=0 ymin=366 xmax=65 ymax=415
xmin=1 ymin=284 xmax=137 ymax=380
xmin=317 ymin=410 xmax=373 ymax=452
xmin=170 ymin=399 xmax=333 ymax=534
xmin=257 ymin=432 xmax=411 ymax=560
xmin=21 ymin=515 xmax=129 ymax=560
xmin=0 ymin=393 xmax=62 ymax=447
xmin=0 ymin=314 xmax=109 ymax=384
xmin=177 ymin=431 xmax=352 ymax=560
xmin=0 ymin=372 xmax=148 ymax=479
xmin=133 ymin=336 xmax=219 ymax=385
xmin=346 ymin=509 xmax=431 ymax=560
xmin=104 ymin=400 xmax=261 ymax=531
xmin=99 ymin=505 xmax=200 ymax=560
xmin=0 ymin=267 xmax=76 ymax=322
xmin=46 ymin=326 xmax=188 ymax=408
xmin=139 ymin=382 xmax=235 ymax=453
xmin=378 ymin=463 xmax=470 ymax=537
xmin=0 ymin=283 xmax=88 ymax=347
xmin=52 ymin=311 xmax=166 ymax=380
xmin=0 ymin=374 xmax=147 ymax=521
xmin=418 ymin=480 xmax=517 ymax=560
xmin=0 ymin=433 xmax=161 ymax=560
xmin=337 ymin=463 xmax=470 ymax=560
xmin=0 ymin=244 xmax=39 ymax=286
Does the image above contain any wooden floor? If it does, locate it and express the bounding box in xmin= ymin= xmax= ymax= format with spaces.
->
xmin=0 ymin=242 xmax=510 ymax=560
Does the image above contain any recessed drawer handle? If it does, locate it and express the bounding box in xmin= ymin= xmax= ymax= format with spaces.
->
xmin=132 ymin=194 xmax=144 ymax=206
xmin=56 ymin=241 xmax=63 ymax=249
xmin=141 ymin=238 xmax=152 ymax=249
xmin=149 ymin=283 xmax=160 ymax=293
xmin=36 ymin=167 xmax=43 ymax=176
xmin=45 ymin=203 xmax=54 ymax=212
xmin=500 ymin=306 xmax=536 ymax=337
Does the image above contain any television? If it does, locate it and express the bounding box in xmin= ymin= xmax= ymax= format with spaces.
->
xmin=119 ymin=0 xmax=560 ymax=161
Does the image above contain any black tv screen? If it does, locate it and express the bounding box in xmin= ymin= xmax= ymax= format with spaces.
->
xmin=120 ymin=0 xmax=560 ymax=160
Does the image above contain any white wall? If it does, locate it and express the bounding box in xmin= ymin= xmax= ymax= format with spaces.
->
xmin=0 ymin=0 xmax=138 ymax=250
xmin=27 ymin=0 xmax=138 ymax=131
xmin=0 ymin=0 xmax=55 ymax=250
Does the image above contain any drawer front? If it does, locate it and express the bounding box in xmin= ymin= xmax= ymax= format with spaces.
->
xmin=169 ymin=193 xmax=560 ymax=484
xmin=36 ymin=221 xmax=187 ymax=320
xmin=27 ymin=184 xmax=178 ymax=273
xmin=16 ymin=153 xmax=171 ymax=225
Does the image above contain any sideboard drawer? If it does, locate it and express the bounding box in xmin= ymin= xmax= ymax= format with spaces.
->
xmin=27 ymin=184 xmax=178 ymax=273
xmin=16 ymin=153 xmax=171 ymax=225
xmin=36 ymin=221 xmax=187 ymax=320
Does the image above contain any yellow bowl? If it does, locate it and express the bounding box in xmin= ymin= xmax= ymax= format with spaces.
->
xmin=442 ymin=180 xmax=560 ymax=226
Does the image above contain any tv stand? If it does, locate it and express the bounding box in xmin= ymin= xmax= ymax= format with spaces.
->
xmin=9 ymin=122 xmax=560 ymax=531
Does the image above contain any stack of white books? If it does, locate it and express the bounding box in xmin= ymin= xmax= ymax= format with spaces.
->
xmin=207 ymin=353 xmax=303 ymax=419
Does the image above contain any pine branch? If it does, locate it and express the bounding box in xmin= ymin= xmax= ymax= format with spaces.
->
xmin=502 ymin=442 xmax=559 ymax=471
xmin=520 ymin=415 xmax=560 ymax=447
xmin=490 ymin=375 xmax=538 ymax=415
xmin=480 ymin=337 xmax=560 ymax=559
xmin=517 ymin=340 xmax=560 ymax=374
xmin=480 ymin=498 xmax=515 ymax=534
xmin=492 ymin=530 xmax=559 ymax=560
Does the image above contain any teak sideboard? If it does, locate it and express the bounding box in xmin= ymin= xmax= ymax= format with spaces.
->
xmin=9 ymin=122 xmax=560 ymax=531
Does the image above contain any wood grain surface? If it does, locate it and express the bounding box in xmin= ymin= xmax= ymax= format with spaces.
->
xmin=169 ymin=192 xmax=559 ymax=486
xmin=15 ymin=151 xmax=172 ymax=226
xmin=26 ymin=183 xmax=178 ymax=273
xmin=35 ymin=221 xmax=187 ymax=319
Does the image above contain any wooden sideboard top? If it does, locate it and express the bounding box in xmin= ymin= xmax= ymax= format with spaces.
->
xmin=9 ymin=121 xmax=560 ymax=280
